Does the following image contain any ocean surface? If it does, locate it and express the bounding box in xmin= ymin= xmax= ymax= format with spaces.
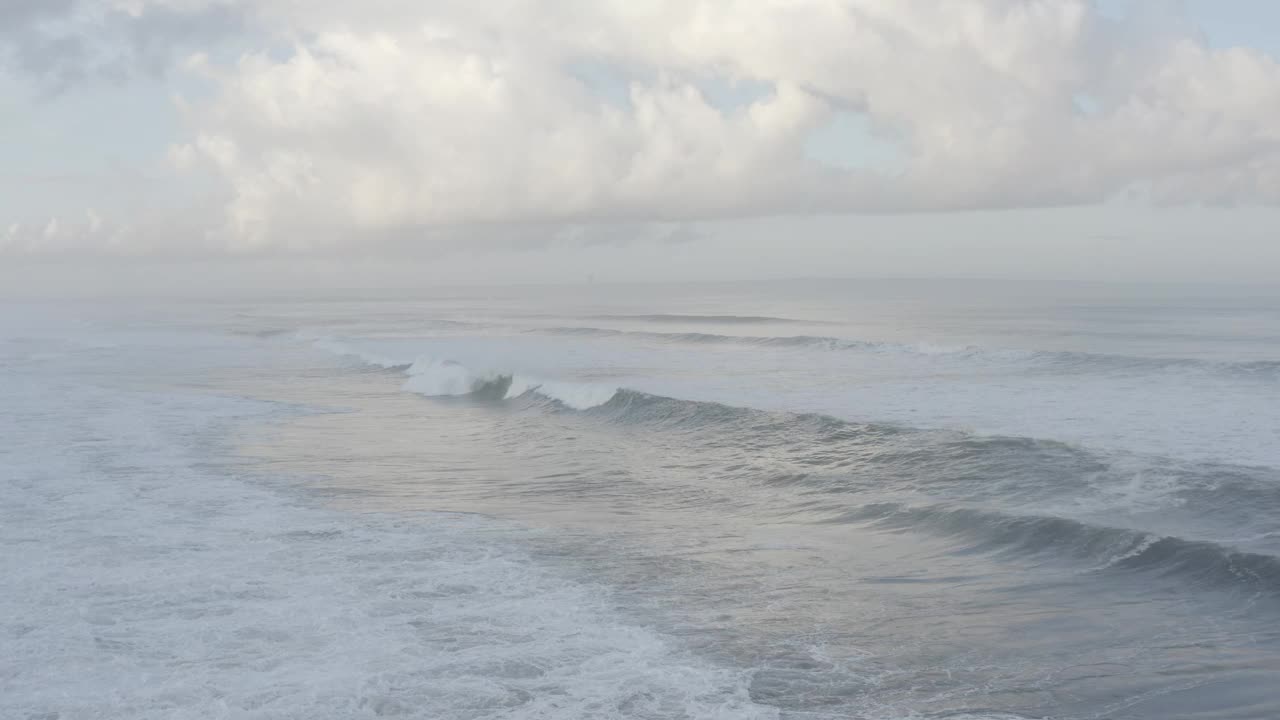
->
xmin=5 ymin=278 xmax=1280 ymax=719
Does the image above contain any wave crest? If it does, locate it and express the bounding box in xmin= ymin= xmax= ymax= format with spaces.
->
xmin=403 ymin=358 xmax=618 ymax=410
xmin=310 ymin=337 xmax=619 ymax=410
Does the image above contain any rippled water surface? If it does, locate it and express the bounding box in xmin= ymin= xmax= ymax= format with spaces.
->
xmin=5 ymin=279 xmax=1280 ymax=719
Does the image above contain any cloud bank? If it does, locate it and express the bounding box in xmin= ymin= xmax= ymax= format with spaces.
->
xmin=5 ymin=0 xmax=1280 ymax=253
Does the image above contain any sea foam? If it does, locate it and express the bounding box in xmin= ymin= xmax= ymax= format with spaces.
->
xmin=310 ymin=335 xmax=618 ymax=410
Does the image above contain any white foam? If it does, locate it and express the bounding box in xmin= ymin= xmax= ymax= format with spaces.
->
xmin=530 ymin=379 xmax=621 ymax=410
xmin=0 ymin=333 xmax=772 ymax=720
xmin=402 ymin=357 xmax=619 ymax=409
xmin=308 ymin=336 xmax=620 ymax=410
xmin=403 ymin=356 xmax=492 ymax=395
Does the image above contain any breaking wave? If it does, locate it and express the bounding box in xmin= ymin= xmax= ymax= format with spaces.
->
xmin=308 ymin=335 xmax=1280 ymax=598
xmin=402 ymin=358 xmax=618 ymax=410
xmin=310 ymin=336 xmax=617 ymax=410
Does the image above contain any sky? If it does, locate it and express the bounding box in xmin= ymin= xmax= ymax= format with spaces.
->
xmin=2 ymin=0 xmax=1279 ymax=288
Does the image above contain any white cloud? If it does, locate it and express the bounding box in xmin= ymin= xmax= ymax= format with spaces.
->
xmin=1 ymin=223 xmax=20 ymax=252
xmin=157 ymin=0 xmax=1280 ymax=250
xmin=7 ymin=0 xmax=1280 ymax=253
xmin=0 ymin=0 xmax=246 ymax=89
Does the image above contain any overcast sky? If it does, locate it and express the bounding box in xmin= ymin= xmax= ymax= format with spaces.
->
xmin=3 ymin=0 xmax=1279 ymax=286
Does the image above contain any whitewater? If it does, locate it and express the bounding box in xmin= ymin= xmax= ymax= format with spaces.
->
xmin=5 ymin=279 xmax=1280 ymax=719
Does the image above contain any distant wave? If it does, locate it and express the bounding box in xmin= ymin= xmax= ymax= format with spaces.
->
xmin=586 ymin=314 xmax=817 ymax=324
xmin=535 ymin=325 xmax=1007 ymax=353
xmin=309 ymin=336 xmax=412 ymax=371
xmin=829 ymin=502 xmax=1280 ymax=597
xmin=230 ymin=327 xmax=295 ymax=339
xmin=534 ymin=326 xmax=1280 ymax=378
xmin=537 ymin=326 xmax=883 ymax=350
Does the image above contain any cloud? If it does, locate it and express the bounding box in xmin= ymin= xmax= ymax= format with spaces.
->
xmin=7 ymin=0 xmax=1280 ymax=253
xmin=0 ymin=0 xmax=78 ymax=27
xmin=0 ymin=0 xmax=246 ymax=90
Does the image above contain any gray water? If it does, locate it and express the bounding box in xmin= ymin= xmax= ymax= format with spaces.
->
xmin=4 ymin=279 xmax=1280 ymax=719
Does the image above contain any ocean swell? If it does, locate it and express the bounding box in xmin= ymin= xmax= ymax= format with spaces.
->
xmin=307 ymin=335 xmax=1280 ymax=600
xmin=831 ymin=502 xmax=1280 ymax=597
xmin=586 ymin=313 xmax=816 ymax=324
xmin=534 ymin=326 xmax=1280 ymax=378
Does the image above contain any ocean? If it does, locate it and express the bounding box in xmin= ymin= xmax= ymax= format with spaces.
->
xmin=4 ymin=278 xmax=1280 ymax=719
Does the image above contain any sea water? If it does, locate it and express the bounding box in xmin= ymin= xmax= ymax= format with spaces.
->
xmin=5 ymin=279 xmax=1280 ymax=719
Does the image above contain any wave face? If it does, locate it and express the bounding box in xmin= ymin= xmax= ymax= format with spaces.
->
xmin=829 ymin=503 xmax=1280 ymax=597
xmin=583 ymin=390 xmax=1280 ymax=599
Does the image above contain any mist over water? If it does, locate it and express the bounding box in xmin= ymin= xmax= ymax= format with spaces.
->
xmin=5 ymin=279 xmax=1280 ymax=719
